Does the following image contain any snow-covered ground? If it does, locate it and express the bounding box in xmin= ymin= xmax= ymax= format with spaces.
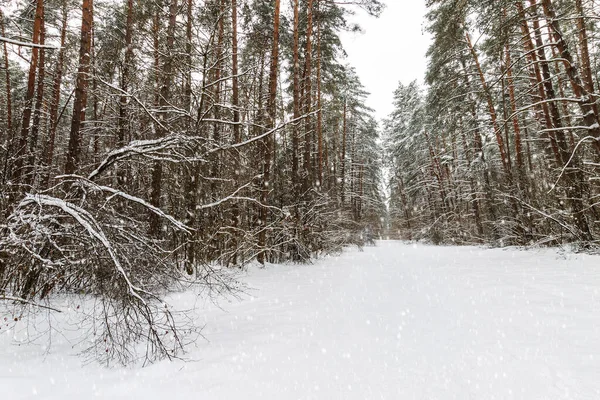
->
xmin=2 ymin=241 xmax=600 ymax=399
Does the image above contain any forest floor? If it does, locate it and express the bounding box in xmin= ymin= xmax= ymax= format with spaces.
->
xmin=2 ymin=241 xmax=600 ymax=399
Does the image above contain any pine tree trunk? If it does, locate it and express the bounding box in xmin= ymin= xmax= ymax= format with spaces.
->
xmin=231 ymin=0 xmax=241 ymax=265
xmin=184 ymin=0 xmax=193 ymax=116
xmin=43 ymin=1 xmax=68 ymax=187
xmin=149 ymin=0 xmax=177 ymax=235
xmin=257 ymin=0 xmax=281 ymax=264
xmin=527 ymin=0 xmax=566 ymax=164
xmin=65 ymin=0 xmax=93 ymax=175
xmin=24 ymin=14 xmax=46 ymax=187
xmin=316 ymin=4 xmax=323 ymax=188
xmin=291 ymin=0 xmax=300 ymax=198
xmin=0 ymin=10 xmax=12 ymax=134
xmin=503 ymin=42 xmax=524 ymax=172
xmin=340 ymin=98 xmax=347 ymax=206
xmin=13 ymin=0 xmax=44 ymax=184
xmin=517 ymin=0 xmax=557 ymax=162
xmin=574 ymin=0 xmax=595 ymax=95
xmin=301 ymin=0 xmax=315 ymax=194
xmin=118 ymin=0 xmax=133 ymax=148
xmin=90 ymin=21 xmax=99 ymax=159
xmin=208 ymin=0 xmax=227 ymax=259
xmin=210 ymin=0 xmax=226 ymax=188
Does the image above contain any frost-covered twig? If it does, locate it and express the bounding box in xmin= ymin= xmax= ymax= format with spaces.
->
xmin=211 ymin=110 xmax=320 ymax=153
xmin=58 ymin=175 xmax=193 ymax=234
xmin=501 ymin=193 xmax=582 ymax=240
xmin=548 ymin=135 xmax=595 ymax=193
xmin=87 ymin=135 xmax=206 ymax=181
xmin=0 ymin=295 xmax=62 ymax=312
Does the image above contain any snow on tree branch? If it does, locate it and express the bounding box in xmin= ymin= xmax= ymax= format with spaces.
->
xmin=17 ymin=194 xmax=149 ymax=304
xmin=0 ymin=35 xmax=59 ymax=49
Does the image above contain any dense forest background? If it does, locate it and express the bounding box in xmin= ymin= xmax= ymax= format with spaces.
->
xmin=0 ymin=0 xmax=386 ymax=266
xmin=386 ymin=0 xmax=600 ymax=249
xmin=0 ymin=0 xmax=385 ymax=362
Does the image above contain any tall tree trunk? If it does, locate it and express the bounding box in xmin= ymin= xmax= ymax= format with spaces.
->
xmin=90 ymin=19 xmax=99 ymax=159
xmin=208 ymin=0 xmax=227 ymax=259
xmin=340 ymin=98 xmax=347 ymax=205
xmin=0 ymin=10 xmax=12 ymax=134
xmin=149 ymin=0 xmax=177 ymax=235
xmin=231 ymin=0 xmax=240 ymax=145
xmin=65 ymin=0 xmax=93 ymax=175
xmin=527 ymin=0 xmax=567 ymax=164
xmin=316 ymin=2 xmax=323 ymax=188
xmin=291 ymin=0 xmax=300 ymax=198
xmin=257 ymin=0 xmax=281 ymax=264
xmin=13 ymin=0 xmax=44 ymax=184
xmin=114 ymin=0 xmax=134 ymax=189
xmin=574 ymin=0 xmax=595 ymax=95
xmin=185 ymin=43 xmax=212 ymax=273
xmin=184 ymin=0 xmax=193 ymax=117
xmin=0 ymin=9 xmax=12 ymax=189
xmin=504 ymin=44 xmax=524 ymax=171
xmin=118 ymin=0 xmax=134 ymax=148
xmin=517 ymin=0 xmax=559 ymax=163
xmin=43 ymin=0 xmax=68 ymax=187
xmin=24 ymin=14 xmax=46 ymax=187
xmin=302 ymin=0 xmax=315 ymax=194
xmin=230 ymin=0 xmax=241 ymax=265
xmin=210 ymin=0 xmax=225 ymax=188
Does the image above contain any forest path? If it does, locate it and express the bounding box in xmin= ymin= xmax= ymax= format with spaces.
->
xmin=3 ymin=241 xmax=600 ymax=399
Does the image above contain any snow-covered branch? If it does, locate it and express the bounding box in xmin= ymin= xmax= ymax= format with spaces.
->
xmin=59 ymin=175 xmax=193 ymax=234
xmin=19 ymin=194 xmax=149 ymax=304
xmin=0 ymin=35 xmax=59 ymax=49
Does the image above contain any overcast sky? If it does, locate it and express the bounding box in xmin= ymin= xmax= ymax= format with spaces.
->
xmin=339 ymin=1 xmax=431 ymax=121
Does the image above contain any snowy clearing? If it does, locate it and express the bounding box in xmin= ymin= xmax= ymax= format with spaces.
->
xmin=2 ymin=241 xmax=600 ymax=399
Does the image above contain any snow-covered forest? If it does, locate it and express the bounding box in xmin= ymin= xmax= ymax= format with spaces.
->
xmin=2 ymin=0 xmax=600 ymax=396
xmin=0 ymin=0 xmax=385 ymax=362
xmin=387 ymin=0 xmax=600 ymax=247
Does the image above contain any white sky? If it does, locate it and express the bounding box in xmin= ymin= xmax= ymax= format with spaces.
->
xmin=339 ymin=1 xmax=431 ymax=121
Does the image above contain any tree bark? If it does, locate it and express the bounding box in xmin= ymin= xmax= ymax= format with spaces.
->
xmin=517 ymin=1 xmax=558 ymax=162
xmin=65 ymin=0 xmax=93 ymax=175
xmin=24 ymin=13 xmax=46 ymax=187
xmin=316 ymin=2 xmax=323 ymax=188
xmin=13 ymin=0 xmax=44 ymax=184
xmin=257 ymin=0 xmax=281 ymax=264
xmin=0 ymin=10 xmax=12 ymax=134
xmin=504 ymin=44 xmax=524 ymax=171
xmin=302 ymin=0 xmax=315 ymax=194
xmin=340 ymin=98 xmax=347 ymax=205
xmin=291 ymin=0 xmax=300 ymax=198
xmin=231 ymin=0 xmax=241 ymax=265
xmin=527 ymin=0 xmax=567 ymax=164
xmin=118 ymin=0 xmax=134 ymax=148
xmin=149 ymin=0 xmax=177 ymax=235
xmin=43 ymin=1 xmax=68 ymax=187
